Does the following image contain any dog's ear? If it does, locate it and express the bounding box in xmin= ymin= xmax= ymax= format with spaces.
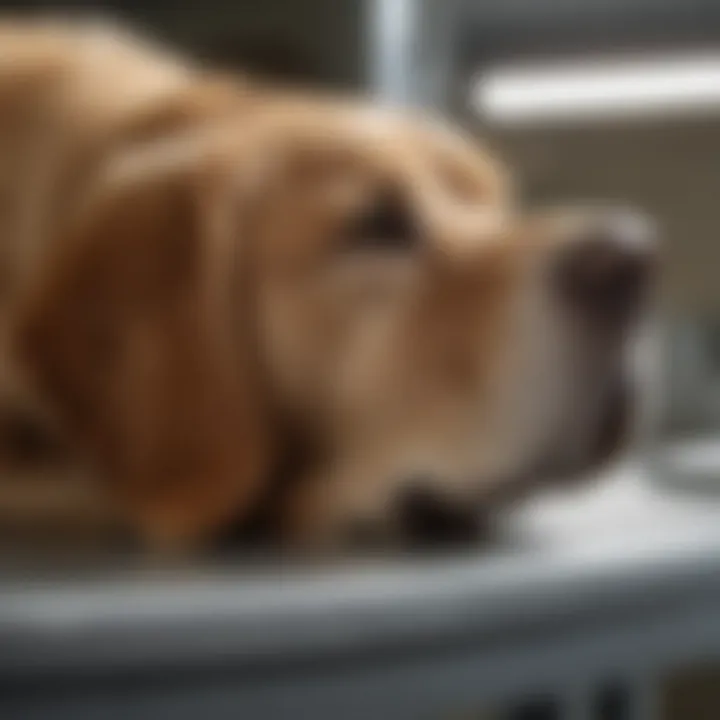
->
xmin=15 ymin=140 xmax=275 ymax=551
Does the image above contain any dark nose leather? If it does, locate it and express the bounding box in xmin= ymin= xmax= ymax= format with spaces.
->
xmin=555 ymin=211 xmax=655 ymax=329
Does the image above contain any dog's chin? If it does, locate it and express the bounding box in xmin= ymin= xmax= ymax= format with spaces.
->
xmin=586 ymin=374 xmax=634 ymax=468
xmin=530 ymin=374 xmax=634 ymax=493
xmin=381 ymin=381 xmax=638 ymax=552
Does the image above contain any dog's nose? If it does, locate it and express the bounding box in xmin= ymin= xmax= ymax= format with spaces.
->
xmin=554 ymin=210 xmax=656 ymax=329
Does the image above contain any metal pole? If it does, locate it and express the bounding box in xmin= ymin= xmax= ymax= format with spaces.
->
xmin=367 ymin=0 xmax=417 ymax=105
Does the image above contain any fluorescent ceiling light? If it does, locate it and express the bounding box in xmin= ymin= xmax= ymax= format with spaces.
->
xmin=474 ymin=53 xmax=720 ymax=125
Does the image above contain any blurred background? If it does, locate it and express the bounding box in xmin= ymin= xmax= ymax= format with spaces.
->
xmin=5 ymin=1 xmax=720 ymax=719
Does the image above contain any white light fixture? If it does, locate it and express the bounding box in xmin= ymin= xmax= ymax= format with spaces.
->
xmin=474 ymin=53 xmax=720 ymax=125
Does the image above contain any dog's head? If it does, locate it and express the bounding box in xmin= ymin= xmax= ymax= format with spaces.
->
xmin=18 ymin=97 xmax=656 ymax=551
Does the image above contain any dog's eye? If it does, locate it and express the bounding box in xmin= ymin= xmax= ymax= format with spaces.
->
xmin=345 ymin=190 xmax=418 ymax=251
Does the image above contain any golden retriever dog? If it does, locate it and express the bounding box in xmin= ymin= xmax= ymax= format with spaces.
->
xmin=0 ymin=18 xmax=655 ymax=553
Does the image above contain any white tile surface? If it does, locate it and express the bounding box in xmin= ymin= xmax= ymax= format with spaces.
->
xmin=499 ymin=455 xmax=720 ymax=557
